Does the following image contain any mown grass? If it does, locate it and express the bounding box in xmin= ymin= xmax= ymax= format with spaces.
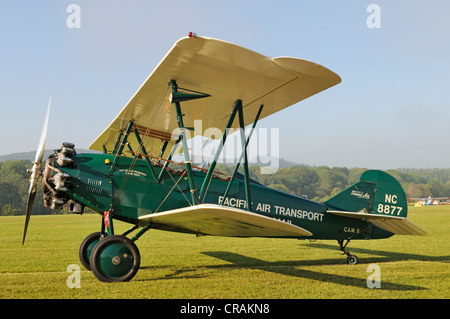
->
xmin=0 ymin=206 xmax=448 ymax=299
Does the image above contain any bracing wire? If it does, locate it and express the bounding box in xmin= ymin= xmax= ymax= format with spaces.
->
xmin=111 ymin=83 xmax=170 ymax=211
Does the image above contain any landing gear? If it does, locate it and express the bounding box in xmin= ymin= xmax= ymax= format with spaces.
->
xmin=79 ymin=232 xmax=142 ymax=282
xmin=91 ymin=235 xmax=141 ymax=282
xmin=90 ymin=235 xmax=141 ymax=282
xmin=79 ymin=232 xmax=105 ymax=271
xmin=78 ymin=212 xmax=151 ymax=282
xmin=337 ymin=239 xmax=359 ymax=265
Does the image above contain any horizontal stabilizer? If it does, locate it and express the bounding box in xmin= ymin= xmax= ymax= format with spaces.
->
xmin=139 ymin=204 xmax=312 ymax=237
xmin=327 ymin=210 xmax=427 ymax=236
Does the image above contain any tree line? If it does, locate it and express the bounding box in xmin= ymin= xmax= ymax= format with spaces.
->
xmin=1 ymin=160 xmax=450 ymax=216
xmin=219 ymin=164 xmax=450 ymax=203
xmin=0 ymin=160 xmax=52 ymax=216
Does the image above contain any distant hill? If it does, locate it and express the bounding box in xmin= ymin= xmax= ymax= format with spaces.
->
xmin=277 ymin=158 xmax=303 ymax=168
xmin=0 ymin=149 xmax=100 ymax=162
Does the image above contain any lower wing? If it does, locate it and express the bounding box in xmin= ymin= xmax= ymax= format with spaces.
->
xmin=139 ymin=204 xmax=312 ymax=237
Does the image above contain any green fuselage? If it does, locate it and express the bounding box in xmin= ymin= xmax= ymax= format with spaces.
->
xmin=58 ymin=153 xmax=392 ymax=240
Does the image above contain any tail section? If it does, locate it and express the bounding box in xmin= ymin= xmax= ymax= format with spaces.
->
xmin=359 ymin=170 xmax=408 ymax=218
xmin=324 ymin=170 xmax=408 ymax=218
xmin=325 ymin=170 xmax=425 ymax=236
xmin=324 ymin=180 xmax=376 ymax=214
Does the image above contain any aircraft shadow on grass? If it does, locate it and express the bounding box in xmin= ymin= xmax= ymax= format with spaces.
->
xmin=200 ymin=250 xmax=430 ymax=291
xmin=304 ymin=242 xmax=450 ymax=264
xmin=139 ymin=244 xmax=448 ymax=290
xmin=140 ymin=243 xmax=450 ymax=291
xmin=142 ymin=243 xmax=440 ymax=291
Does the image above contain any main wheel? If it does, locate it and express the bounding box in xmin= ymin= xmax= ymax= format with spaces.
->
xmin=79 ymin=232 xmax=105 ymax=271
xmin=90 ymin=235 xmax=140 ymax=282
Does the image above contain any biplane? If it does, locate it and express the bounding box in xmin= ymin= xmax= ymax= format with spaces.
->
xmin=23 ymin=34 xmax=426 ymax=282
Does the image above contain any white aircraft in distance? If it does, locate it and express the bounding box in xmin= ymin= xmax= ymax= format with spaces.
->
xmin=408 ymin=196 xmax=450 ymax=206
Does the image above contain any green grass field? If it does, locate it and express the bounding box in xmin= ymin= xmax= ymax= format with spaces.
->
xmin=0 ymin=206 xmax=448 ymax=299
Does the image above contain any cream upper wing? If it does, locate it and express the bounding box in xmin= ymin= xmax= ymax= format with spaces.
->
xmin=89 ymin=36 xmax=341 ymax=157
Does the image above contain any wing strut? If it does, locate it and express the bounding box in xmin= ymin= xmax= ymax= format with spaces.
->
xmin=170 ymin=80 xmax=211 ymax=205
xmin=222 ymin=104 xmax=264 ymax=205
xmin=107 ymin=79 xmax=264 ymax=213
xmin=198 ymin=99 xmax=241 ymax=203
xmin=108 ymin=120 xmax=159 ymax=182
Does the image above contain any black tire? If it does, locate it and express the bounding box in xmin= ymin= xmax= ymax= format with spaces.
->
xmin=90 ymin=235 xmax=141 ymax=282
xmin=79 ymin=232 xmax=105 ymax=271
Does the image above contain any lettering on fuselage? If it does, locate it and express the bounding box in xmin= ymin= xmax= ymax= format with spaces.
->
xmin=273 ymin=205 xmax=324 ymax=222
xmin=218 ymin=196 xmax=249 ymax=210
xmin=118 ymin=169 xmax=147 ymax=177
xmin=351 ymin=190 xmax=370 ymax=200
xmin=344 ymin=227 xmax=360 ymax=234
xmin=217 ymin=196 xmax=324 ymax=223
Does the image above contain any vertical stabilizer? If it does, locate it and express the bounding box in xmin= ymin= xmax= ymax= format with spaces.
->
xmin=325 ymin=170 xmax=408 ymax=218
xmin=359 ymin=170 xmax=408 ymax=218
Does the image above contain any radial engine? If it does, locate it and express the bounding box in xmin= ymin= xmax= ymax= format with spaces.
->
xmin=42 ymin=142 xmax=84 ymax=214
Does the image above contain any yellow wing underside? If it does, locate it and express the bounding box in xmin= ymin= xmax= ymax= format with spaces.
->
xmin=138 ymin=204 xmax=313 ymax=237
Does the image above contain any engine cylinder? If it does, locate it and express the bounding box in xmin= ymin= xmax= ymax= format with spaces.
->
xmin=56 ymin=142 xmax=76 ymax=167
xmin=53 ymin=172 xmax=71 ymax=191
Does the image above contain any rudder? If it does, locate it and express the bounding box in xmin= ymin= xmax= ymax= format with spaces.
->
xmin=359 ymin=170 xmax=408 ymax=218
xmin=325 ymin=170 xmax=408 ymax=218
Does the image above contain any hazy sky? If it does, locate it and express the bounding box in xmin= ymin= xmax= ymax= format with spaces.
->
xmin=1 ymin=1 xmax=449 ymax=169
